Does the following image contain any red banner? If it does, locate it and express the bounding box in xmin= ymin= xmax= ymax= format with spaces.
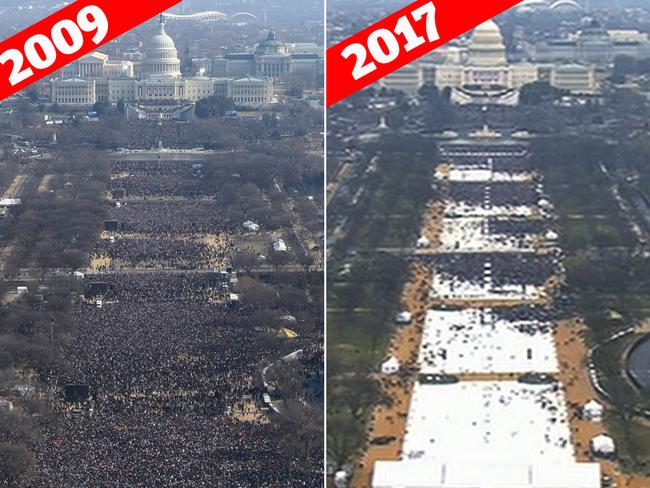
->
xmin=0 ymin=0 xmax=181 ymax=101
xmin=326 ymin=0 xmax=524 ymax=106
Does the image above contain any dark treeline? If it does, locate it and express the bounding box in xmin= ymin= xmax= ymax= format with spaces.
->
xmin=4 ymin=148 xmax=109 ymax=276
xmin=0 ymin=279 xmax=83 ymax=485
xmin=336 ymin=133 xmax=438 ymax=251
xmin=38 ymin=100 xmax=324 ymax=151
xmin=532 ymin=134 xmax=650 ymax=370
xmin=0 ymin=145 xmax=110 ymax=484
xmin=328 ymin=132 xmax=437 ymax=468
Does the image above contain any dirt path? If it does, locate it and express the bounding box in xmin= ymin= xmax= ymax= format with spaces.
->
xmin=2 ymin=173 xmax=27 ymax=199
xmin=347 ymin=152 xmax=647 ymax=488
xmin=37 ymin=175 xmax=53 ymax=193
xmin=90 ymin=256 xmax=112 ymax=271
xmin=350 ymin=208 xmax=439 ymax=488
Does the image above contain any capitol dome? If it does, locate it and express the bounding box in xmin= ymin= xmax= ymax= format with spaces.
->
xmin=142 ymin=17 xmax=182 ymax=78
xmin=256 ymin=30 xmax=287 ymax=55
xmin=468 ymin=20 xmax=507 ymax=67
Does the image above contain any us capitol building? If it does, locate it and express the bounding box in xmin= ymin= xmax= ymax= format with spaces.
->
xmin=49 ymin=17 xmax=303 ymax=110
xmin=381 ymin=20 xmax=597 ymax=105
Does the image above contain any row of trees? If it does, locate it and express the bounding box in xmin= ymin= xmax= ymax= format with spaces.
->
xmin=0 ymin=279 xmax=84 ymax=485
xmin=5 ymin=148 xmax=109 ymax=276
xmin=328 ymin=129 xmax=437 ymax=467
xmin=0 ymin=143 xmax=112 ymax=483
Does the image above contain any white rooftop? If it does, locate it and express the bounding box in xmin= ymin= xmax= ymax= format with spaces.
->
xmin=273 ymin=239 xmax=288 ymax=252
xmin=0 ymin=198 xmax=21 ymax=206
xmin=382 ymin=356 xmax=401 ymax=374
xmin=419 ymin=309 xmax=558 ymax=375
xmin=396 ymin=311 xmax=413 ymax=324
xmin=372 ymin=459 xmax=601 ymax=488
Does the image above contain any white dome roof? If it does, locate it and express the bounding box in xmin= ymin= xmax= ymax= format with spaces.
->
xmin=475 ymin=19 xmax=501 ymax=36
xmin=471 ymin=20 xmax=504 ymax=46
xmin=143 ymin=19 xmax=181 ymax=78
xmin=149 ymin=24 xmax=177 ymax=50
xmin=469 ymin=20 xmax=507 ymax=67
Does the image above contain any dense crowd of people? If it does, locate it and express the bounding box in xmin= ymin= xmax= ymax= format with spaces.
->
xmin=120 ymin=121 xmax=219 ymax=150
xmin=26 ymin=271 xmax=322 ymax=487
xmin=93 ymin=236 xmax=221 ymax=269
xmin=30 ymin=412 xmax=320 ymax=487
xmin=110 ymin=161 xmax=209 ymax=199
xmin=441 ymin=146 xmax=529 ymax=172
xmin=86 ymin=272 xmax=232 ymax=302
xmin=17 ymin=151 xmax=323 ymax=486
xmin=111 ymin=201 xmax=235 ymax=235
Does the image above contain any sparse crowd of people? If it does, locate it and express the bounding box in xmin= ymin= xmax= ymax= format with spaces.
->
xmin=489 ymin=218 xmax=547 ymax=237
xmin=449 ymin=182 xmax=539 ymax=207
xmin=430 ymin=250 xmax=556 ymax=287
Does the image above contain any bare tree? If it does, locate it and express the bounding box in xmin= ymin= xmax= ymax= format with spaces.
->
xmin=231 ymin=250 xmax=258 ymax=274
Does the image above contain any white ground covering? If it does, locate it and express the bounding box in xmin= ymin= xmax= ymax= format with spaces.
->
xmin=431 ymin=272 xmax=544 ymax=301
xmin=440 ymin=168 xmax=532 ymax=182
xmin=372 ymin=147 xmax=600 ymax=488
xmin=444 ymin=201 xmax=534 ymax=218
xmin=402 ymin=382 xmax=574 ymax=464
xmin=418 ymin=309 xmax=558 ymax=375
xmin=439 ymin=217 xmax=535 ymax=252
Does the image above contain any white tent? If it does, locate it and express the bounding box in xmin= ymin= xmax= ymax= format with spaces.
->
xmin=273 ymin=239 xmax=288 ymax=252
xmin=591 ymin=434 xmax=615 ymax=457
xmin=396 ymin=311 xmax=413 ymax=324
xmin=243 ymin=220 xmax=260 ymax=232
xmin=382 ymin=357 xmax=400 ymax=374
xmin=545 ymin=230 xmax=559 ymax=241
xmin=416 ymin=236 xmax=431 ymax=249
xmin=583 ymin=400 xmax=603 ymax=422
xmin=334 ymin=470 xmax=348 ymax=488
xmin=0 ymin=399 xmax=13 ymax=412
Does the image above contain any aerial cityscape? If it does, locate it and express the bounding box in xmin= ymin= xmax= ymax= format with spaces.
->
xmin=6 ymin=0 xmax=650 ymax=486
xmin=0 ymin=0 xmax=324 ymax=486
xmin=328 ymin=0 xmax=650 ymax=487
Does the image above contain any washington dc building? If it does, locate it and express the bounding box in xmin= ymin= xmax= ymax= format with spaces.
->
xmin=525 ymin=19 xmax=650 ymax=64
xmin=50 ymin=17 xmax=275 ymax=108
xmin=193 ymin=30 xmax=324 ymax=81
xmin=380 ymin=20 xmax=598 ymax=105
